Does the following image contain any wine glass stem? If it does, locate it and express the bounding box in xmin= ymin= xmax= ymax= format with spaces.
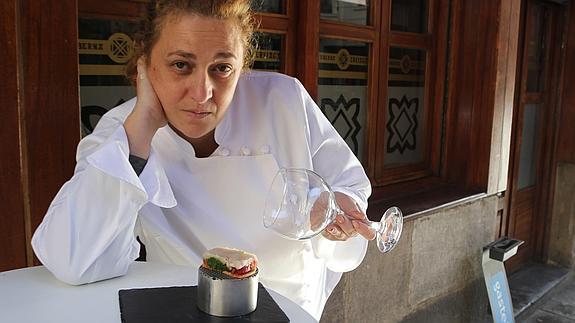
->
xmin=336 ymin=208 xmax=383 ymax=233
xmin=367 ymin=221 xmax=383 ymax=233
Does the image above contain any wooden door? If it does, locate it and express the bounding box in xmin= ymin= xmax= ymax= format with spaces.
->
xmin=505 ymin=0 xmax=565 ymax=270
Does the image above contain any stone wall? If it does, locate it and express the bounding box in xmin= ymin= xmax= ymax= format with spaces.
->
xmin=321 ymin=195 xmax=499 ymax=323
xmin=548 ymin=162 xmax=575 ymax=269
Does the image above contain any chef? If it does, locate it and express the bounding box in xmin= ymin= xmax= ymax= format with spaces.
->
xmin=32 ymin=0 xmax=375 ymax=321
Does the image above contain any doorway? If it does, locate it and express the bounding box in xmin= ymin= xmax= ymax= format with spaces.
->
xmin=505 ymin=0 xmax=566 ymax=270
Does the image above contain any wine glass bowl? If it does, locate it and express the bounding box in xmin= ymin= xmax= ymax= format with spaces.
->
xmin=263 ymin=168 xmax=403 ymax=253
xmin=263 ymin=168 xmax=335 ymax=240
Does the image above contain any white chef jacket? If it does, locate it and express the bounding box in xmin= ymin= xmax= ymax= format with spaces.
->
xmin=32 ymin=71 xmax=371 ymax=321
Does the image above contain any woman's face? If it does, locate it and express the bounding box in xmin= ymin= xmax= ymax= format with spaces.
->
xmin=147 ymin=14 xmax=245 ymax=142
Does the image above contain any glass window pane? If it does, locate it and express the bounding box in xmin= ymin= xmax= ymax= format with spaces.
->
xmin=78 ymin=18 xmax=137 ymax=137
xmin=391 ymin=0 xmax=428 ymax=33
xmin=385 ymin=47 xmax=427 ymax=166
xmin=518 ymin=104 xmax=541 ymax=189
xmin=252 ymin=33 xmax=282 ymax=72
xmin=527 ymin=5 xmax=546 ymax=92
xmin=252 ymin=0 xmax=285 ymax=14
xmin=318 ymin=39 xmax=369 ymax=161
xmin=321 ymin=0 xmax=370 ymax=26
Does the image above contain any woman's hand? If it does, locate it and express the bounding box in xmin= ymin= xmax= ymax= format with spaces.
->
xmin=124 ymin=57 xmax=167 ymax=159
xmin=322 ymin=192 xmax=376 ymax=241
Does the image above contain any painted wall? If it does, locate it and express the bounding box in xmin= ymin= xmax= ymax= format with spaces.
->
xmin=548 ymin=162 xmax=575 ymax=270
xmin=321 ymin=195 xmax=499 ymax=322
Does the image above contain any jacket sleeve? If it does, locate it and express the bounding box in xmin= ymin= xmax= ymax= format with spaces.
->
xmin=293 ymin=78 xmax=372 ymax=272
xmin=31 ymin=101 xmax=176 ymax=285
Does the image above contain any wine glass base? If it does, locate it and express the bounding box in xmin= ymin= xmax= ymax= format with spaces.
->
xmin=376 ymin=207 xmax=403 ymax=253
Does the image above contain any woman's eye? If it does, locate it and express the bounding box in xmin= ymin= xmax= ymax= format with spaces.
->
xmin=214 ymin=64 xmax=233 ymax=74
xmin=173 ymin=61 xmax=188 ymax=71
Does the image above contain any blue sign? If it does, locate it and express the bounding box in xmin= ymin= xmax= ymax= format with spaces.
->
xmin=488 ymin=271 xmax=514 ymax=323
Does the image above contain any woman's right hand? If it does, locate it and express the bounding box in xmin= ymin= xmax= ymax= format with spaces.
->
xmin=124 ymin=57 xmax=167 ymax=159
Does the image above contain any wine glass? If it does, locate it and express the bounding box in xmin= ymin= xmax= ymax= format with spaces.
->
xmin=263 ymin=168 xmax=403 ymax=253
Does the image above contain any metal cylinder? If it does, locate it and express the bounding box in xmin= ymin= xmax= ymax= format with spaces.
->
xmin=197 ymin=266 xmax=259 ymax=317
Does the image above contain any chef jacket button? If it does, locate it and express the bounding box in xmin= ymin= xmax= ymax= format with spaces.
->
xmin=260 ymin=145 xmax=270 ymax=154
xmin=241 ymin=146 xmax=251 ymax=156
xmin=220 ymin=148 xmax=230 ymax=156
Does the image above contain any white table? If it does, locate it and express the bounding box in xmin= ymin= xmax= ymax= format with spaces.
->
xmin=0 ymin=262 xmax=316 ymax=323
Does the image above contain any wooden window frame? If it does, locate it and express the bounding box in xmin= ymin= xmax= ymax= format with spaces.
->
xmin=363 ymin=0 xmax=509 ymax=218
xmin=309 ymin=0 xmax=462 ymax=218
xmin=79 ymin=0 xmax=146 ymax=20
xmin=375 ymin=0 xmax=444 ymax=186
xmin=318 ymin=1 xmax=382 ymax=173
xmin=254 ymin=1 xmax=298 ymax=76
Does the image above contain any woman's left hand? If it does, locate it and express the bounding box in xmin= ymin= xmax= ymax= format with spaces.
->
xmin=323 ymin=192 xmax=376 ymax=241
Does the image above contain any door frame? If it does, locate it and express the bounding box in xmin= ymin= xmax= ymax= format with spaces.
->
xmin=505 ymin=0 xmax=567 ymax=270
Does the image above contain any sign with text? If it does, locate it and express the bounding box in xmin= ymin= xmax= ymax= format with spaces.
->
xmin=487 ymin=271 xmax=514 ymax=323
xmin=482 ymin=237 xmax=522 ymax=323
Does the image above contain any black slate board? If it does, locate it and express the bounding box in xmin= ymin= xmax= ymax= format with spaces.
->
xmin=118 ymin=284 xmax=290 ymax=323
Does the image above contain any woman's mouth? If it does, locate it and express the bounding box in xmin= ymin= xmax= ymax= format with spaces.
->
xmin=184 ymin=110 xmax=211 ymax=119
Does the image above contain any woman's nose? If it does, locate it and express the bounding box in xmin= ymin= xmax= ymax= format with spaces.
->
xmin=187 ymin=72 xmax=213 ymax=104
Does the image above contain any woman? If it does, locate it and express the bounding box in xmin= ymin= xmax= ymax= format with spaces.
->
xmin=32 ymin=0 xmax=374 ymax=320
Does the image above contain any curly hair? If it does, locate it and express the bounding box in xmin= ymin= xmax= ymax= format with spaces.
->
xmin=125 ymin=0 xmax=256 ymax=84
